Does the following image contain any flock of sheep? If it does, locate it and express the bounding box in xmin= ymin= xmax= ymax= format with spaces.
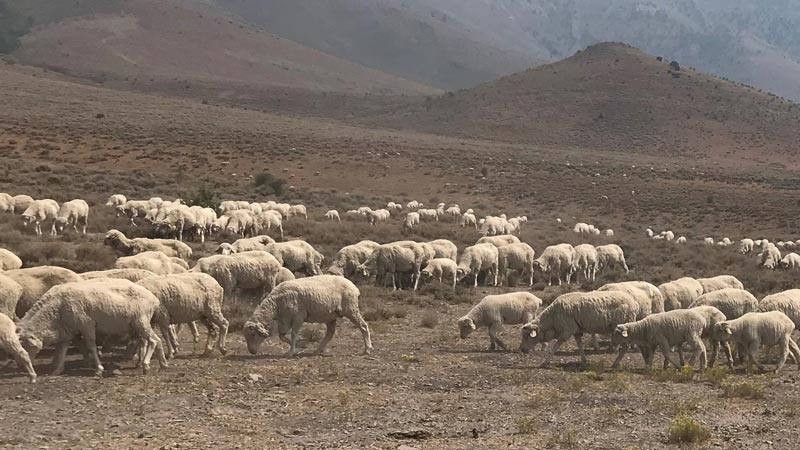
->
xmin=1 ymin=193 xmax=800 ymax=386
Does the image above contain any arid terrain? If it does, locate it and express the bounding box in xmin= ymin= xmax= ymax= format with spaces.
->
xmin=2 ymin=6 xmax=800 ymax=447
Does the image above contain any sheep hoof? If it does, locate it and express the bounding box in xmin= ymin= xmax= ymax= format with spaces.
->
xmin=29 ymin=376 xmax=37 ymax=383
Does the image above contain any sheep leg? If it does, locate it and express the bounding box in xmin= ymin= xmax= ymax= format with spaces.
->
xmin=287 ymin=325 xmax=300 ymax=357
xmin=488 ymin=325 xmax=506 ymax=351
xmin=657 ymin=337 xmax=681 ymax=369
xmin=775 ymin=338 xmax=790 ymax=373
xmin=492 ymin=264 xmax=498 ymax=287
xmin=50 ymin=342 xmax=70 ymax=376
xmin=167 ymin=325 xmax=180 ymax=358
xmin=539 ymin=336 xmax=568 ymax=368
xmin=139 ymin=329 xmax=160 ymax=375
xmin=786 ymin=337 xmax=800 ymax=369
xmin=764 ymin=345 xmax=775 ymax=365
xmin=708 ymin=340 xmax=719 ymax=368
xmin=641 ymin=345 xmax=655 ymax=369
xmin=590 ymin=334 xmax=600 ymax=352
xmin=574 ymin=334 xmax=588 ymax=365
xmin=209 ymin=314 xmax=229 ymax=356
xmin=81 ymin=329 xmax=104 ymax=377
xmin=474 ymin=272 xmax=478 ymax=288
xmin=611 ymin=343 xmax=629 ymax=369
xmin=747 ymin=341 xmax=765 ymax=373
xmin=413 ymin=269 xmax=421 ymax=291
xmin=722 ymin=342 xmax=734 ymax=369
xmin=314 ymin=321 xmax=337 ymax=355
xmin=188 ymin=321 xmax=200 ymax=343
xmin=452 ymin=272 xmax=457 ymax=290
xmin=347 ymin=312 xmax=373 ymax=355
xmin=688 ymin=336 xmax=707 ymax=370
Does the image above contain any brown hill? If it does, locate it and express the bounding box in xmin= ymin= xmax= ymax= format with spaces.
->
xmin=10 ymin=0 xmax=436 ymax=95
xmin=374 ymin=42 xmax=800 ymax=166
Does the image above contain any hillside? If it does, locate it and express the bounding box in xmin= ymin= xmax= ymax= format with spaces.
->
xmin=9 ymin=0 xmax=436 ymax=95
xmin=373 ymin=43 xmax=800 ymax=165
xmin=206 ymin=0 xmax=541 ymax=90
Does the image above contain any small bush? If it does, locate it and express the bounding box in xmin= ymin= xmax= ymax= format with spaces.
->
xmin=254 ymin=172 xmax=286 ymax=196
xmin=546 ymin=428 xmax=578 ymax=448
xmin=185 ymin=185 xmax=220 ymax=210
xmin=420 ymin=311 xmax=439 ymax=328
xmin=515 ymin=416 xmax=534 ymax=435
xmin=704 ymin=366 xmax=729 ymax=385
xmin=667 ymin=416 xmax=711 ymax=444
xmin=722 ymin=380 xmax=765 ymax=399
xmin=648 ymin=365 xmax=695 ymax=383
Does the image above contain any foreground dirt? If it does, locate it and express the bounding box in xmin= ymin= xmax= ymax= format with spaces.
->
xmin=2 ymin=289 xmax=798 ymax=450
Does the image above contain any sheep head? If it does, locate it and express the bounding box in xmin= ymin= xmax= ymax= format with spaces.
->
xmin=713 ymin=322 xmax=733 ymax=341
xmin=54 ymin=217 xmax=68 ymax=233
xmin=518 ymin=323 xmax=542 ymax=354
xmin=458 ymin=317 xmax=476 ymax=339
xmin=217 ymin=243 xmax=235 ymax=255
xmin=611 ymin=324 xmax=631 ymax=345
xmin=17 ymin=332 xmax=44 ymax=361
xmin=21 ymin=215 xmax=35 ymax=226
xmin=243 ymin=321 xmax=271 ymax=354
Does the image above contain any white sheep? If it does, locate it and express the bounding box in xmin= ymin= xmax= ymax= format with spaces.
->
xmin=460 ymin=212 xmax=477 ymax=229
xmin=697 ymin=275 xmax=744 ymax=293
xmin=659 ymin=277 xmax=704 ymax=311
xmin=210 ymin=215 xmax=230 ymax=234
xmin=573 ymin=222 xmax=591 ymax=234
xmin=761 ymin=243 xmax=782 ymax=269
xmin=704 ymin=237 xmax=715 ymax=246
xmin=604 ymin=229 xmax=614 ymax=237
xmin=445 ymin=205 xmax=461 ymax=221
xmin=114 ymin=251 xmax=185 ymax=275
xmin=417 ymin=208 xmax=439 ymax=222
xmin=325 ymin=240 xmax=380 ymax=279
xmin=675 ymin=236 xmax=687 ymax=244
xmin=532 ymin=243 xmax=576 ymax=286
xmin=21 ymin=199 xmax=59 ymax=235
xmin=105 ymin=194 xmax=127 ymax=207
xmin=16 ymin=279 xmax=168 ymax=376
xmin=155 ymin=205 xmax=198 ymax=242
xmin=574 ymin=244 xmax=599 ymax=282
xmin=218 ymin=200 xmax=240 ymax=214
xmin=324 ymin=210 xmax=341 ymax=222
xmin=780 ymin=253 xmax=800 ymax=269
xmin=81 ymin=268 xmax=158 ymax=283
xmin=263 ymin=241 xmax=322 ymax=276
xmin=254 ymin=210 xmax=284 ymax=240
xmin=54 ymin=199 xmax=89 ymax=234
xmin=645 ymin=228 xmax=654 ymax=238
xmin=458 ymin=292 xmax=542 ymax=350
xmin=688 ymin=288 xmax=758 ymax=321
xmin=428 ymin=239 xmax=458 ymax=261
xmin=243 ymin=275 xmax=372 ymax=356
xmin=420 ymin=258 xmax=459 ymax=289
xmin=758 ymin=290 xmax=800 ymax=330
xmin=406 ymin=200 xmax=422 ymax=210
xmin=387 ymin=202 xmax=403 ymax=212
xmin=137 ymin=273 xmax=228 ymax=357
xmin=689 ymin=305 xmax=733 ymax=368
xmin=0 ymin=273 xmax=23 ymax=319
xmin=104 ymin=229 xmax=192 ymax=259
xmin=12 ymin=194 xmax=34 ymax=214
xmin=199 ymin=251 xmax=282 ymax=299
xmin=403 ymin=212 xmax=420 ymax=230
xmin=224 ymin=210 xmax=258 ymax=237
xmin=456 ymin=243 xmax=499 ymax=287
xmin=359 ymin=243 xmax=426 ymax=290
xmin=479 ymin=216 xmax=507 ymax=236
xmin=0 ymin=193 xmax=14 ymax=212
xmin=721 ymin=237 xmax=732 ymax=246
xmin=217 ymin=235 xmax=276 ymax=255
xmin=4 ymin=266 xmax=81 ymax=318
xmin=116 ymin=200 xmax=154 ymax=226
xmin=713 ymin=312 xmax=800 ymax=373
xmin=663 ymin=231 xmax=675 ymax=241
xmin=497 ymin=243 xmax=535 ymax=287
xmin=476 ymin=234 xmax=521 ymax=248
xmin=275 ymin=267 xmax=296 ymax=286
xmin=519 ymin=290 xmax=639 ymax=368
xmin=612 ymin=309 xmax=708 ymax=369
xmin=0 ymin=313 xmax=36 ymax=382
xmin=288 ymin=204 xmax=308 ymax=220
xmin=600 ymin=281 xmax=665 ymax=317
xmin=595 ymin=244 xmax=629 ymax=274
xmin=0 ymin=248 xmax=22 ymax=271
xmin=367 ymin=209 xmax=391 ymax=226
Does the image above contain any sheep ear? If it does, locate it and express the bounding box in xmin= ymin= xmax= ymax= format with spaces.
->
xmin=725 ymin=327 xmax=732 ymax=335
xmin=469 ymin=321 xmax=476 ymax=330
xmin=528 ymin=329 xmax=537 ymax=338
xmin=256 ymin=323 xmax=270 ymax=338
xmin=620 ymin=329 xmax=628 ymax=338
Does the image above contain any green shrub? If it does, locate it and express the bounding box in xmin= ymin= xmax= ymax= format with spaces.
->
xmin=667 ymin=416 xmax=711 ymax=444
xmin=722 ymin=380 xmax=765 ymax=399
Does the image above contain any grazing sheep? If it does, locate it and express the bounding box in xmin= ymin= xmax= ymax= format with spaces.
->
xmin=54 ymin=199 xmax=89 ymax=234
xmin=16 ymin=279 xmax=168 ymax=376
xmin=0 ymin=313 xmax=37 ymax=382
xmin=659 ymin=277 xmax=704 ymax=311
xmin=645 ymin=228 xmax=654 ymax=238
xmin=532 ymin=244 xmax=576 ymax=286
xmin=420 ymin=258 xmax=459 ymax=289
xmin=263 ymin=241 xmax=321 ymax=276
xmin=739 ymin=239 xmax=755 ymax=254
xmin=288 ymin=204 xmax=308 ymax=220
xmin=326 ymin=240 xmax=380 ymax=279
xmin=445 ymin=205 xmax=461 ymax=221
xmin=387 ymin=202 xmax=403 ymax=212
xmin=243 ymin=276 xmax=372 ymax=356
xmin=418 ymin=208 xmax=439 ymax=222
xmin=460 ymin=212 xmax=477 ymax=229
xmin=367 ymin=209 xmax=391 ymax=226
xmin=675 ymin=236 xmax=687 ymax=244
xmin=12 ymin=194 xmax=34 ymax=214
xmin=211 ymin=216 xmax=230 ymax=234
xmin=688 ymin=288 xmax=758 ymax=321
xmin=217 ymin=235 xmax=276 ymax=255
xmin=114 ymin=251 xmax=184 ymax=276
xmin=21 ymin=199 xmax=59 ymax=235
xmin=0 ymin=248 xmax=22 ymax=271
xmin=4 ymin=266 xmax=81 ymax=318
xmin=458 ymin=292 xmax=542 ymax=350
xmin=225 ymin=210 xmax=258 ymax=237
xmin=138 ymin=273 xmax=228 ymax=357
xmin=190 ymin=255 xmax=225 ymax=273
xmin=403 ymin=212 xmax=420 ymax=230
xmin=0 ymin=273 xmax=23 ymax=319
xmin=81 ymin=269 xmax=158 ymax=283
xmin=154 ymin=205 xmax=198 ymax=242
xmin=479 ymin=216 xmax=507 ymax=236
xmin=476 ymin=234 xmax=521 ymax=248
xmin=218 ymin=200 xmax=240 ymax=214
xmin=199 ymin=251 xmax=282 ymax=299
xmin=359 ymin=243 xmax=426 ymax=290
xmin=505 ymin=217 xmax=526 ymax=235
xmin=116 ymin=200 xmax=154 ymax=225
xmin=612 ymin=309 xmax=708 ymax=369
xmin=406 ymin=200 xmax=422 ymax=210
xmin=0 ymin=193 xmax=14 ymax=212
xmin=324 ymin=210 xmax=341 ymax=222
xmin=456 ymin=243 xmax=500 ymax=288
xmin=105 ymin=194 xmax=127 ymax=207
xmin=428 ymin=239 xmax=458 ymax=261
xmin=713 ymin=312 xmax=800 ymax=373
xmin=600 ymin=281 xmax=665 ymax=318
xmin=574 ymin=244 xmax=599 ymax=282
xmin=519 ymin=290 xmax=639 ymax=368
xmin=255 ymin=210 xmax=284 ymax=241
xmin=595 ymin=244 xmax=629 ymax=274
xmin=780 ymin=253 xmax=800 ymax=269
xmin=704 ymin=237 xmax=715 ymax=246
xmin=688 ymin=305 xmax=733 ymax=368
xmin=497 ymin=243 xmax=535 ymax=287
xmin=697 ymin=275 xmax=744 ymax=293
xmin=573 ymin=222 xmax=591 ymax=234
xmin=758 ymin=290 xmax=800 ymax=330
xmin=104 ymin=229 xmax=192 ymax=259
xmin=275 ymin=267 xmax=296 ymax=286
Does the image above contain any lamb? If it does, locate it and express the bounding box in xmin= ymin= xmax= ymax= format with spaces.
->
xmin=0 ymin=248 xmax=22 ymax=271
xmin=81 ymin=268 xmax=158 ymax=283
xmin=4 ymin=266 xmax=82 ymax=318
xmin=105 ymin=194 xmax=127 ymax=207
xmin=54 ymin=199 xmax=89 ymax=234
xmin=476 ymin=234 xmax=521 ymax=248
xmin=0 ymin=313 xmax=36 ymax=382
xmin=460 ymin=212 xmax=477 ymax=229
xmin=458 ymin=292 xmax=542 ymax=350
xmin=697 ymin=275 xmax=744 ymax=293
xmin=403 ymin=212 xmax=420 ymax=230
xmin=217 ymin=235 xmax=276 ymax=255
xmin=243 ymin=275 xmax=372 ymax=356
xmin=367 ymin=209 xmax=391 ymax=226
xmin=21 ymin=199 xmax=59 ymax=235
xmin=16 ymin=279 xmax=168 ymax=376
xmin=688 ymin=288 xmax=758 ymax=321
xmin=428 ymin=239 xmax=458 ymax=261
xmin=497 ymin=243 xmax=535 ymax=287
xmin=780 ymin=253 xmax=800 ymax=269
xmin=263 ymin=241 xmax=322 ymax=276
xmin=0 ymin=193 xmax=14 ymax=212
xmin=574 ymin=244 xmax=599 ymax=282
xmin=288 ymin=204 xmax=308 ymax=220
xmin=595 ymin=244 xmax=629 ymax=274
xmin=137 ymin=273 xmax=229 ymax=357
xmin=12 ymin=194 xmax=34 ymax=214
xmin=600 ymin=281 xmax=665 ymax=318
xmin=114 ymin=251 xmax=185 ymax=276
xmin=104 ymin=229 xmax=192 ymax=260
xmin=532 ymin=243 xmax=576 ymax=286
xmin=325 ymin=240 xmax=380 ymax=279
xmin=0 ymin=273 xmax=23 ymax=319
xmin=199 ymin=251 xmax=282 ymax=299
xmin=761 ymin=243 xmax=782 ymax=269
xmin=324 ymin=210 xmax=341 ymax=222
xmin=659 ymin=277 xmax=704 ymax=311
xmin=712 ymin=311 xmax=800 ymax=373
xmin=612 ymin=309 xmax=708 ymax=369
xmin=420 ymin=258 xmax=459 ymax=289
xmin=456 ymin=243 xmax=499 ymax=288
xmin=519 ymin=290 xmax=639 ymax=368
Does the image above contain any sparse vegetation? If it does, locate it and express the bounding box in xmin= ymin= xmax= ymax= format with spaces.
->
xmin=648 ymin=366 xmax=695 ymax=383
xmin=722 ymin=380 xmax=765 ymax=399
xmin=667 ymin=416 xmax=711 ymax=444
xmin=420 ymin=311 xmax=439 ymax=328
